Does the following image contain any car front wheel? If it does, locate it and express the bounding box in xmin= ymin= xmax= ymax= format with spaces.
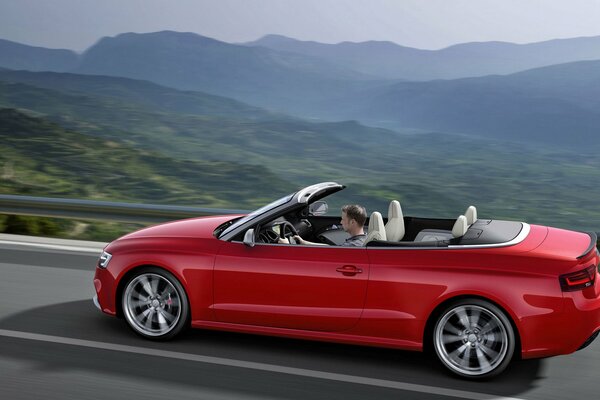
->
xmin=433 ymin=299 xmax=515 ymax=378
xmin=122 ymin=267 xmax=189 ymax=340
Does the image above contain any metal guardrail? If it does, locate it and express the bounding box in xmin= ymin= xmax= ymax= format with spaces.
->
xmin=0 ymin=194 xmax=248 ymax=223
xmin=0 ymin=195 xmax=599 ymax=247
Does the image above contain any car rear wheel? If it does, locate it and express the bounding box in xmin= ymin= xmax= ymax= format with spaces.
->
xmin=122 ymin=267 xmax=189 ymax=340
xmin=433 ymin=299 xmax=515 ymax=378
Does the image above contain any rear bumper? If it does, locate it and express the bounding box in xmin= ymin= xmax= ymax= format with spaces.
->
xmin=540 ymin=247 xmax=600 ymax=356
xmin=561 ymin=288 xmax=600 ymax=353
xmin=521 ymin=280 xmax=600 ymax=359
xmin=578 ymin=330 xmax=599 ymax=351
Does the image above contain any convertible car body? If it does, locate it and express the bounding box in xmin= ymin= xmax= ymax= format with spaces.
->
xmin=93 ymin=182 xmax=600 ymax=378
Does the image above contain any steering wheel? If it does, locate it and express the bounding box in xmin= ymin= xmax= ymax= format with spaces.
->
xmin=279 ymin=221 xmax=298 ymax=243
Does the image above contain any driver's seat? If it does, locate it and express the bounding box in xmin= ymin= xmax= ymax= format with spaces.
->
xmin=365 ymin=211 xmax=386 ymax=244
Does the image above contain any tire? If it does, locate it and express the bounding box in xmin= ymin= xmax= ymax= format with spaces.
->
xmin=433 ymin=299 xmax=515 ymax=379
xmin=121 ymin=267 xmax=189 ymax=340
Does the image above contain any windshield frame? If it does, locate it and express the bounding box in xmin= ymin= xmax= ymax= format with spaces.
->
xmin=219 ymin=193 xmax=295 ymax=238
xmin=217 ymin=182 xmax=344 ymax=242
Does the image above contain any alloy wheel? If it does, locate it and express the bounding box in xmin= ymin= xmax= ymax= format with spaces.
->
xmin=434 ymin=303 xmax=513 ymax=377
xmin=123 ymin=272 xmax=183 ymax=337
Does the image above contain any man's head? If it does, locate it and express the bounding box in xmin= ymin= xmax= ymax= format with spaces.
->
xmin=340 ymin=204 xmax=367 ymax=235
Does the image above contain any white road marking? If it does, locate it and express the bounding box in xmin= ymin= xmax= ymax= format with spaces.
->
xmin=0 ymin=328 xmax=524 ymax=400
xmin=0 ymin=240 xmax=103 ymax=254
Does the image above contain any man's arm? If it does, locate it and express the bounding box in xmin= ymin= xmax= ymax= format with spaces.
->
xmin=293 ymin=235 xmax=329 ymax=246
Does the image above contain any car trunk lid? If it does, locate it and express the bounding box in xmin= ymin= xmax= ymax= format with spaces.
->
xmin=530 ymin=227 xmax=596 ymax=261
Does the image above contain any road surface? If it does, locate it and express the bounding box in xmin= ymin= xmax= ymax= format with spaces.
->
xmin=0 ymin=234 xmax=597 ymax=400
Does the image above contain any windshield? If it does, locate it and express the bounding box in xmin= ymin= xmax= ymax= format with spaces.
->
xmin=219 ymin=193 xmax=295 ymax=238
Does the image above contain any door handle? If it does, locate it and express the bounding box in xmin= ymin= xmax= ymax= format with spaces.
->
xmin=336 ymin=265 xmax=363 ymax=276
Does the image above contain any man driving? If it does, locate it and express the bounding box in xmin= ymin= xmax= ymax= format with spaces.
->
xmin=279 ymin=204 xmax=367 ymax=246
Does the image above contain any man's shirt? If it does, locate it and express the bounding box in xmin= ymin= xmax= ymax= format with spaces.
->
xmin=342 ymin=233 xmax=367 ymax=247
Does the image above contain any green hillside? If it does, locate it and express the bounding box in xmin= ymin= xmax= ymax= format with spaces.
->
xmin=0 ymin=79 xmax=402 ymax=180
xmin=0 ymin=108 xmax=294 ymax=207
xmin=1 ymin=73 xmax=600 ymax=232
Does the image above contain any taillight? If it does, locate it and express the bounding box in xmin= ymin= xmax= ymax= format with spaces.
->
xmin=560 ymin=265 xmax=597 ymax=291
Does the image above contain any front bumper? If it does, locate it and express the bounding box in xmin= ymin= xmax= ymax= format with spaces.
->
xmin=93 ymin=267 xmax=117 ymax=316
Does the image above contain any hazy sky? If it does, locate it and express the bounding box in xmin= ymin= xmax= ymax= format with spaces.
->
xmin=2 ymin=0 xmax=600 ymax=52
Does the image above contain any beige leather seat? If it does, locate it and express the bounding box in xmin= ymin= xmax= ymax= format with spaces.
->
xmin=385 ymin=200 xmax=405 ymax=241
xmin=415 ymin=207 xmax=474 ymax=242
xmin=415 ymin=230 xmax=452 ymax=242
xmin=465 ymin=206 xmax=477 ymax=225
xmin=365 ymin=211 xmax=386 ymax=244
xmin=452 ymin=215 xmax=468 ymax=238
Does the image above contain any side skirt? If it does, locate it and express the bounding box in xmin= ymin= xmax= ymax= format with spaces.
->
xmin=191 ymin=320 xmax=423 ymax=351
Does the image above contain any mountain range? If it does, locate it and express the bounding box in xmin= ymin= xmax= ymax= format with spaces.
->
xmin=2 ymin=68 xmax=600 ymax=231
xmin=323 ymin=59 xmax=600 ymax=148
xmin=245 ymin=34 xmax=600 ymax=80
xmin=2 ymin=31 xmax=600 ymax=226
xmin=0 ymin=69 xmax=275 ymax=119
xmin=0 ymin=38 xmax=79 ymax=72
xmin=4 ymin=54 xmax=600 ymax=150
xmin=74 ymin=31 xmax=382 ymax=116
xmin=6 ymin=32 xmax=600 ymax=81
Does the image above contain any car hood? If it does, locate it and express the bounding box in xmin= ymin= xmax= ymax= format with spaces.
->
xmin=119 ymin=215 xmax=243 ymax=240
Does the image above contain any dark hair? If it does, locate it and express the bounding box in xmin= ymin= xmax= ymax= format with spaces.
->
xmin=341 ymin=204 xmax=367 ymax=226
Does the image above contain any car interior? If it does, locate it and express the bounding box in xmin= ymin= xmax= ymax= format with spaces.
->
xmin=255 ymin=199 xmax=482 ymax=247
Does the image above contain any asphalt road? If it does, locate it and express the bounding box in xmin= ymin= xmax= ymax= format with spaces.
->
xmin=0 ymin=236 xmax=598 ymax=400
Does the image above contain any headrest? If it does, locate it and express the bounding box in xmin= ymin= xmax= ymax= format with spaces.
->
xmin=366 ymin=211 xmax=386 ymax=244
xmin=452 ymin=215 xmax=468 ymax=238
xmin=465 ymin=206 xmax=477 ymax=225
xmin=385 ymin=200 xmax=405 ymax=241
xmin=388 ymin=200 xmax=403 ymax=219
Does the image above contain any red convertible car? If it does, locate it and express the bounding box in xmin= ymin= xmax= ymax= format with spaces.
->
xmin=93 ymin=182 xmax=600 ymax=378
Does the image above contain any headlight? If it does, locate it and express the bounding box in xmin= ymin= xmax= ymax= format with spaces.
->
xmin=98 ymin=251 xmax=112 ymax=269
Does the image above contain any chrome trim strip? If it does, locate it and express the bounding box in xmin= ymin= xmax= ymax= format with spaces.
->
xmin=234 ymin=222 xmax=531 ymax=251
xmin=365 ymin=223 xmax=531 ymax=250
xmin=93 ymin=295 xmax=101 ymax=311
xmin=447 ymin=222 xmax=530 ymax=250
xmin=232 ymin=241 xmax=366 ymax=249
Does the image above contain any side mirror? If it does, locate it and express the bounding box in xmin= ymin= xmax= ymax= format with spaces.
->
xmin=243 ymin=229 xmax=255 ymax=247
xmin=309 ymin=200 xmax=328 ymax=216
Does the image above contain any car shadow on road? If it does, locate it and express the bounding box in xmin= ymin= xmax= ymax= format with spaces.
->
xmin=0 ymin=300 xmax=546 ymax=400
